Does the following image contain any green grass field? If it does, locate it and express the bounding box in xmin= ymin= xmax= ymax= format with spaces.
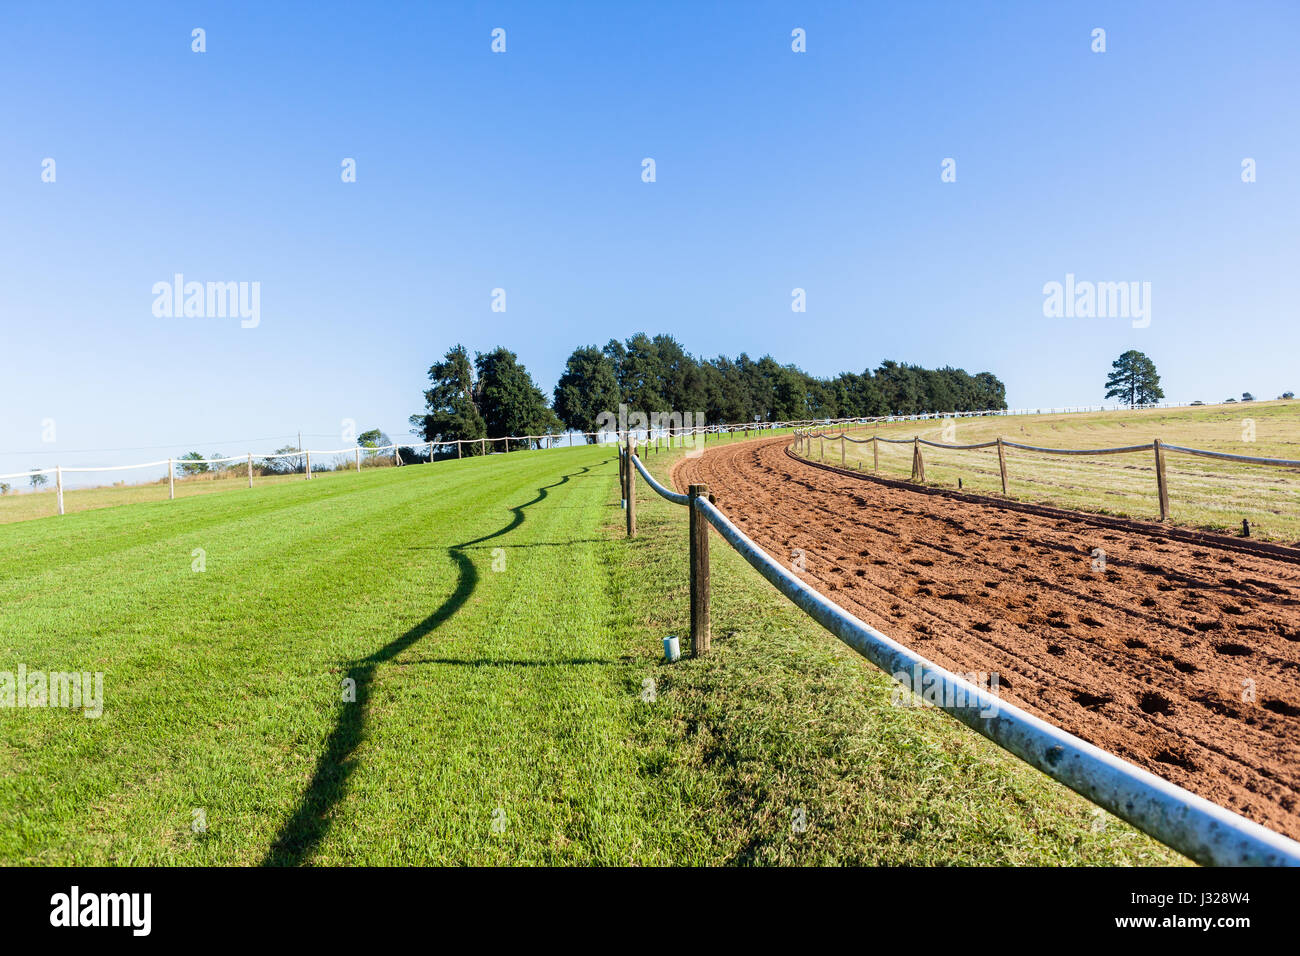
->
xmin=0 ymin=435 xmax=1182 ymax=865
xmin=805 ymin=401 xmax=1300 ymax=542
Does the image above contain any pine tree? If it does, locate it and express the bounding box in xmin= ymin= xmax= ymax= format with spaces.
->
xmin=410 ymin=345 xmax=488 ymax=453
xmin=1104 ymin=350 xmax=1164 ymax=407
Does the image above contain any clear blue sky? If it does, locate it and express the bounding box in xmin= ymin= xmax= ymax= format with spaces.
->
xmin=2 ymin=1 xmax=1297 ymax=474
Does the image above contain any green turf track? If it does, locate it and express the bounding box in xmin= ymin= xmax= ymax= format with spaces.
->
xmin=0 ymin=442 xmax=1182 ymax=864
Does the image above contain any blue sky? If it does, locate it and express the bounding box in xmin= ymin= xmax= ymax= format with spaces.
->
xmin=2 ymin=1 xmax=1297 ymax=475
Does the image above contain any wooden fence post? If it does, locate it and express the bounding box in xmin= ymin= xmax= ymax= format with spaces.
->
xmin=457 ymin=440 xmax=462 ymax=459
xmin=306 ymin=450 xmax=312 ymax=480
xmin=394 ymin=444 xmax=401 ymax=466
xmin=841 ymin=435 xmax=846 ymax=467
xmin=873 ymin=436 xmax=879 ymax=471
xmin=820 ymin=436 xmax=824 ymax=460
xmin=626 ymin=444 xmax=637 ymax=537
xmin=1154 ymin=438 xmax=1170 ymax=521
xmin=689 ymin=483 xmax=711 ymax=657
xmin=355 ymin=447 xmax=361 ymax=472
xmin=56 ymin=466 xmax=64 ymax=516
xmin=996 ymin=436 xmax=1008 ymax=495
xmin=168 ymin=458 xmax=175 ymax=499
xmin=911 ymin=437 xmax=925 ymax=482
xmin=248 ymin=453 xmax=254 ymax=488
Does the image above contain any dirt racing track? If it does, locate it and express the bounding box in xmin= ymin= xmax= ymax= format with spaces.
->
xmin=674 ymin=436 xmax=1300 ymax=841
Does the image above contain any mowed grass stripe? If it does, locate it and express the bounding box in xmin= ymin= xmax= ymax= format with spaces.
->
xmin=320 ymin=458 xmax=655 ymax=863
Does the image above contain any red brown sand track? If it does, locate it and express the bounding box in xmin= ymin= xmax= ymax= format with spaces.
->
xmin=674 ymin=437 xmax=1300 ymax=841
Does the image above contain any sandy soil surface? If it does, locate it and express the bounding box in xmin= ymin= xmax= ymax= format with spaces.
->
xmin=674 ymin=436 xmax=1300 ymax=840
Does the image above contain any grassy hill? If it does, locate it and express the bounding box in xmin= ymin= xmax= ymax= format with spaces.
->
xmin=0 ymin=438 xmax=1182 ymax=864
xmin=812 ymin=401 xmax=1300 ymax=542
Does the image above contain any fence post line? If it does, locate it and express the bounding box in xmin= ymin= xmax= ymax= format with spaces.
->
xmin=306 ymin=449 xmax=312 ymax=480
xmin=688 ymin=483 xmax=711 ymax=657
xmin=996 ymin=436 xmax=1008 ymax=495
xmin=56 ymin=466 xmax=64 ymax=516
xmin=1154 ymin=438 xmax=1170 ymax=521
xmin=168 ymin=458 xmax=175 ymax=500
xmin=626 ymin=444 xmax=637 ymax=537
xmin=247 ymin=453 xmax=253 ymax=488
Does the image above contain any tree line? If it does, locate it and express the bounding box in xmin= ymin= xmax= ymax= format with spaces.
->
xmin=410 ymin=334 xmax=1007 ymax=452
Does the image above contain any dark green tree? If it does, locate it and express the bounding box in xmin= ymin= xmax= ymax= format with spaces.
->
xmin=769 ymin=365 xmax=808 ymax=421
xmin=615 ymin=333 xmax=667 ymax=413
xmin=554 ymin=346 xmax=621 ymax=441
xmin=704 ymin=355 xmax=754 ymax=422
xmin=410 ymin=345 xmax=488 ymax=454
xmin=475 ymin=347 xmax=560 ymax=448
xmin=973 ymin=371 xmax=1006 ymax=410
xmin=875 ymin=361 xmax=924 ymax=415
xmin=178 ymin=451 xmax=210 ymax=476
xmin=356 ymin=429 xmax=392 ymax=456
xmin=1104 ymin=350 xmax=1164 ymax=407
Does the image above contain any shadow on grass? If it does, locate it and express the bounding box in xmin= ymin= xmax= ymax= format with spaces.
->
xmin=261 ymin=463 xmax=597 ymax=866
